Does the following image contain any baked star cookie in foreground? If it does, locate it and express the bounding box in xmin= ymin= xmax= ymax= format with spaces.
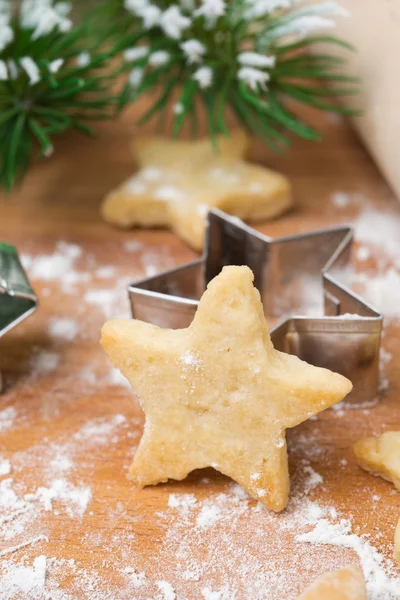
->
xmin=101 ymin=266 xmax=352 ymax=511
xmin=353 ymin=431 xmax=400 ymax=490
xmin=101 ymin=131 xmax=292 ymax=251
xmin=298 ymin=566 xmax=367 ymax=600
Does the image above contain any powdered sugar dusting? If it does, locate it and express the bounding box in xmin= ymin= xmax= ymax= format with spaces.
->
xmin=31 ymin=350 xmax=60 ymax=375
xmin=157 ymin=580 xmax=177 ymax=600
xmin=297 ymin=518 xmax=400 ymax=597
xmin=48 ymin=317 xmax=78 ymax=341
xmin=0 ymin=406 xmax=17 ymax=433
xmin=25 ymin=479 xmax=92 ymax=518
xmin=0 ymin=457 xmax=11 ymax=476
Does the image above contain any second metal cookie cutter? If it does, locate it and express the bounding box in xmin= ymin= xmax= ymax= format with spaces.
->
xmin=0 ymin=243 xmax=38 ymax=392
xmin=128 ymin=210 xmax=383 ymax=404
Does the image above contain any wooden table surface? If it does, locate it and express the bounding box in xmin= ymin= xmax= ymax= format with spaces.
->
xmin=0 ymin=107 xmax=399 ymax=600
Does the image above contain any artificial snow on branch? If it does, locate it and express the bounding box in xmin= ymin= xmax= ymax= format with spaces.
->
xmin=116 ymin=0 xmax=359 ymax=147
xmin=0 ymin=0 xmax=125 ymax=190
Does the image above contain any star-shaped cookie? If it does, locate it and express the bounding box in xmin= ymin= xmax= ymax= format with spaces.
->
xmin=101 ymin=266 xmax=352 ymax=511
xmin=353 ymin=431 xmax=400 ymax=490
xmin=101 ymin=131 xmax=292 ymax=250
xmin=298 ymin=567 xmax=367 ymax=600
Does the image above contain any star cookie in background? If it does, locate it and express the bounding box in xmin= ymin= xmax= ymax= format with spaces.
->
xmin=353 ymin=431 xmax=400 ymax=490
xmin=101 ymin=266 xmax=352 ymax=511
xmin=298 ymin=566 xmax=367 ymax=600
xmin=101 ymin=131 xmax=292 ymax=251
xmin=395 ymin=517 xmax=400 ymax=564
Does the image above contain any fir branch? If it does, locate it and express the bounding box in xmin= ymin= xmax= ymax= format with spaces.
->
xmin=0 ymin=0 xmax=125 ymax=191
xmin=112 ymin=0 xmax=359 ymax=149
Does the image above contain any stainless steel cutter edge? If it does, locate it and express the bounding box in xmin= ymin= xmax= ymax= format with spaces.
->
xmin=0 ymin=243 xmax=38 ymax=392
xmin=128 ymin=209 xmax=383 ymax=404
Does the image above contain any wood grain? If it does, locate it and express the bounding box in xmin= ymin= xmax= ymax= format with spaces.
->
xmin=0 ymin=106 xmax=399 ymax=599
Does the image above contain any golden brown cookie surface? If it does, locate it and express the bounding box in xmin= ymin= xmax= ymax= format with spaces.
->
xmin=298 ymin=567 xmax=367 ymax=600
xmin=101 ymin=131 xmax=292 ymax=250
xmin=353 ymin=431 xmax=400 ymax=490
xmin=101 ymin=266 xmax=352 ymax=511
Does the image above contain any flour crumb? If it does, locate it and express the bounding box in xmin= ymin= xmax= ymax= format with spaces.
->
xmin=95 ymin=266 xmax=116 ymax=279
xmin=331 ymin=191 xmax=350 ymax=208
xmin=202 ymin=585 xmax=236 ymax=600
xmin=297 ymin=518 xmax=400 ymax=597
xmin=31 ymin=350 xmax=59 ymax=375
xmin=180 ymin=351 xmax=199 ymax=367
xmin=84 ymin=289 xmax=118 ymax=318
xmin=301 ymin=462 xmax=324 ymax=495
xmin=157 ymin=580 xmax=176 ymax=600
xmin=74 ymin=414 xmax=126 ymax=445
xmin=26 ymin=479 xmax=92 ymax=517
xmin=355 ymin=268 xmax=400 ymax=319
xmin=0 ymin=535 xmax=48 ymax=558
xmin=124 ymin=566 xmax=147 ymax=587
xmin=230 ymin=484 xmax=249 ymax=499
xmin=33 ymin=555 xmax=47 ymax=587
xmin=196 ymin=503 xmax=223 ymax=529
xmin=0 ymin=553 xmax=48 ymax=595
xmin=168 ymin=493 xmax=197 ymax=517
xmin=124 ymin=240 xmax=143 ymax=253
xmin=356 ymin=245 xmax=371 ymax=262
xmin=21 ymin=242 xmax=88 ymax=293
xmin=0 ymin=407 xmax=17 ymax=433
xmin=48 ymin=317 xmax=78 ymax=341
xmin=108 ymin=367 xmax=131 ymax=389
xmin=50 ymin=453 xmax=74 ymax=473
xmin=0 ymin=458 xmax=11 ymax=476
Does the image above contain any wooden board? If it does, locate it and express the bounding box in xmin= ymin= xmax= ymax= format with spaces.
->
xmin=0 ymin=107 xmax=399 ymax=599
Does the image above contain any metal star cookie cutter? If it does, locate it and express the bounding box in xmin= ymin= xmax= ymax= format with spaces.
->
xmin=0 ymin=243 xmax=38 ymax=392
xmin=128 ymin=209 xmax=383 ymax=404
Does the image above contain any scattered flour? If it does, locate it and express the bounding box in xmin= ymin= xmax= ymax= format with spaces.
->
xmin=202 ymin=585 xmax=236 ymax=600
xmin=49 ymin=453 xmax=73 ymax=473
xmin=95 ymin=266 xmax=116 ymax=279
xmin=331 ymin=191 xmax=350 ymax=208
xmin=31 ymin=350 xmax=60 ymax=375
xmin=124 ymin=240 xmax=143 ymax=253
xmin=107 ymin=367 xmax=131 ymax=389
xmin=0 ymin=553 xmax=47 ymax=596
xmin=0 ymin=457 xmax=11 ymax=476
xmin=21 ymin=242 xmax=90 ymax=293
xmin=168 ymin=494 xmax=197 ymax=517
xmin=25 ymin=479 xmax=92 ymax=518
xmin=83 ymin=289 xmax=119 ymax=319
xmin=353 ymin=268 xmax=400 ymax=320
xmin=123 ymin=566 xmax=147 ymax=587
xmin=355 ymin=210 xmax=400 ymax=266
xmin=48 ymin=318 xmax=78 ymax=342
xmin=300 ymin=461 xmax=324 ymax=496
xmin=74 ymin=414 xmax=126 ymax=445
xmin=0 ymin=536 xmax=48 ymax=558
xmin=157 ymin=580 xmax=176 ymax=600
xmin=297 ymin=518 xmax=400 ymax=598
xmin=0 ymin=406 xmax=17 ymax=433
xmin=33 ymin=555 xmax=47 ymax=588
xmin=0 ymin=478 xmax=35 ymax=539
xmin=356 ymin=245 xmax=371 ymax=262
